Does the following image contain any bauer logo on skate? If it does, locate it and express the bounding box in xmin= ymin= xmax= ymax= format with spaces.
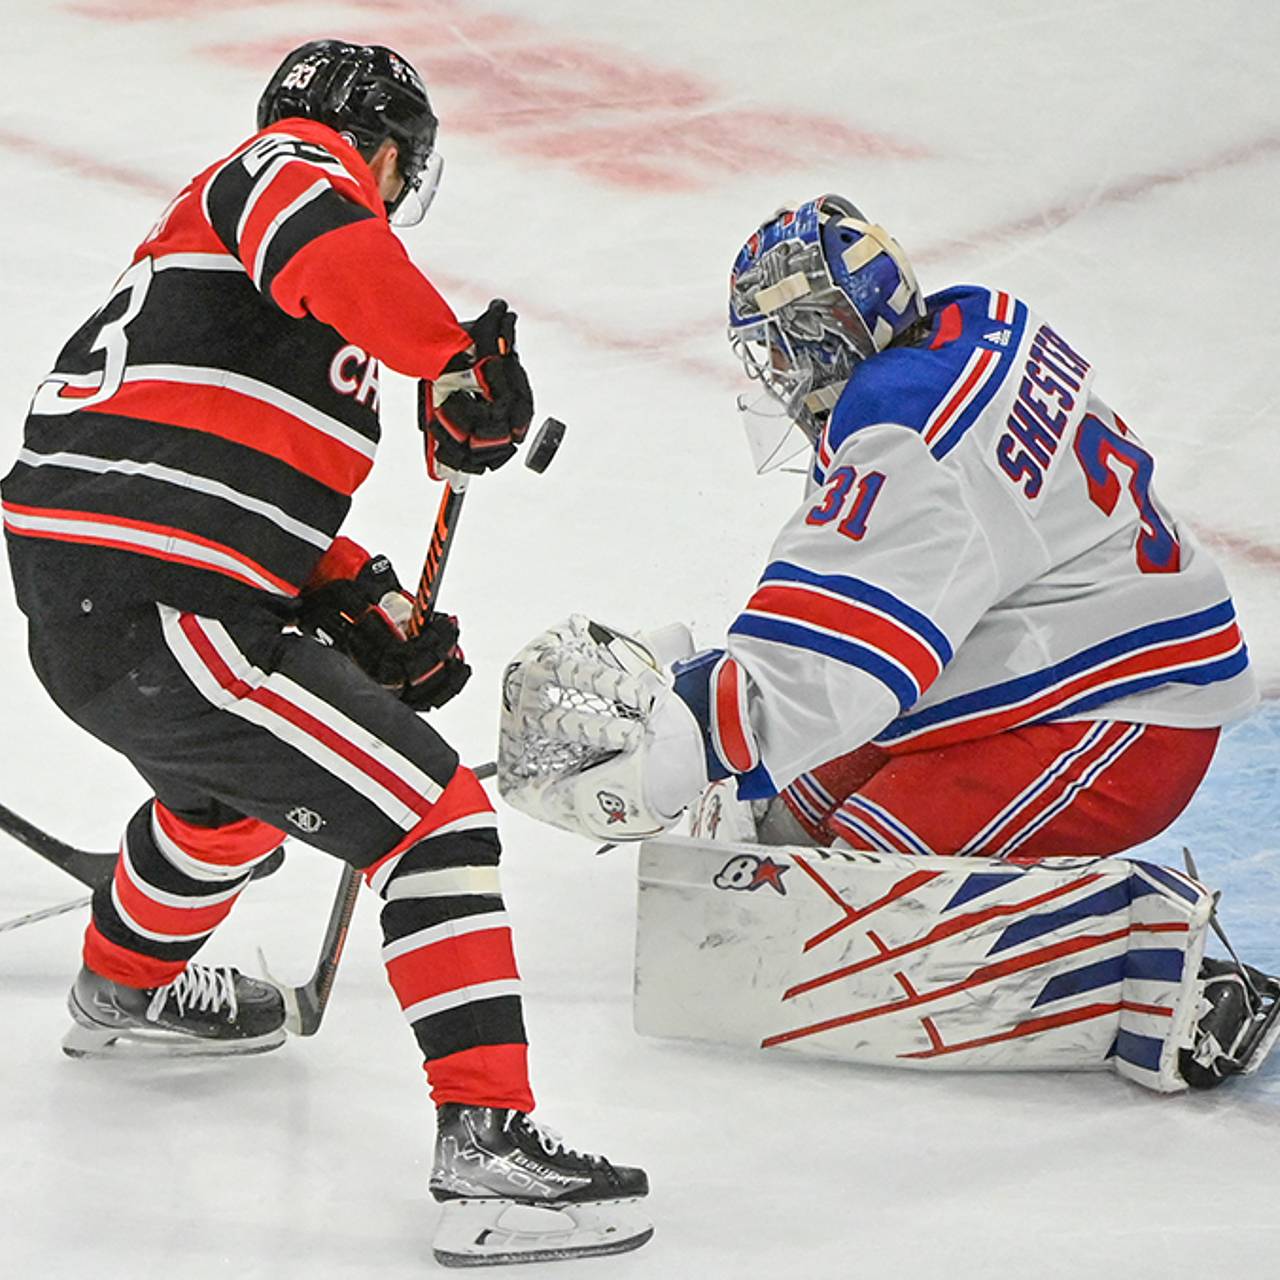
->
xmin=714 ymin=854 xmax=790 ymax=896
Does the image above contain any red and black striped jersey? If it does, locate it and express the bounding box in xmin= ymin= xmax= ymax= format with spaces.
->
xmin=2 ymin=118 xmax=471 ymax=622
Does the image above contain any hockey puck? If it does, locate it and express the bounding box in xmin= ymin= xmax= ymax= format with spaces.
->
xmin=524 ymin=417 xmax=566 ymax=473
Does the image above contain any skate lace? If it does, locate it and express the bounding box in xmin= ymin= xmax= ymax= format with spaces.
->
xmin=147 ymin=965 xmax=239 ymax=1022
xmin=509 ymin=1114 xmax=601 ymax=1166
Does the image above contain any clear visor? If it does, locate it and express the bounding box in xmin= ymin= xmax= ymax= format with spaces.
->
xmin=735 ymin=387 xmax=813 ymax=474
xmin=390 ymin=150 xmax=444 ymax=227
xmin=729 ymin=321 xmax=818 ymax=472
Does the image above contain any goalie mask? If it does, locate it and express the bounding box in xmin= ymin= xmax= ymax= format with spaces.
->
xmin=728 ymin=195 xmax=925 ymax=460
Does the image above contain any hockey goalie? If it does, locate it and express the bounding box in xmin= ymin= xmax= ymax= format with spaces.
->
xmin=497 ymin=193 xmax=1279 ymax=1095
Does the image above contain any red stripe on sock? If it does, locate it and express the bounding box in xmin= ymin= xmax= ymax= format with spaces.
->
xmin=364 ymin=766 xmax=495 ymax=884
xmin=113 ymin=861 xmax=242 ymax=939
xmin=425 ymin=1043 xmax=534 ymax=1112
xmin=83 ymin=923 xmax=187 ymax=989
xmin=386 ymin=927 xmax=519 ymax=1009
xmin=153 ymin=802 xmax=283 ymax=867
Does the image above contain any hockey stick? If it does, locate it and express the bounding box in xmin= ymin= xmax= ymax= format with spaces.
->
xmin=269 ymin=418 xmax=566 ymax=1037
xmin=0 ymin=893 xmax=93 ymax=936
xmin=0 ymin=802 xmax=116 ymax=889
xmin=0 ymin=800 xmax=286 ymax=892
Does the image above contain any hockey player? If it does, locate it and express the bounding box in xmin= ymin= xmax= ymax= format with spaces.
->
xmin=496 ymin=194 xmax=1275 ymax=1088
xmin=0 ymin=40 xmax=649 ymax=1265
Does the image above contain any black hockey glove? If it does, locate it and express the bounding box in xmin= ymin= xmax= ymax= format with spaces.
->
xmin=420 ymin=299 xmax=534 ymax=475
xmin=297 ymin=555 xmax=472 ymax=711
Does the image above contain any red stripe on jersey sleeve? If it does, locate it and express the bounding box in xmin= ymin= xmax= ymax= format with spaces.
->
xmin=303 ymin=534 xmax=372 ymax=588
xmin=713 ymin=656 xmax=759 ymax=773
xmin=747 ymin=582 xmax=943 ymax=691
xmin=271 ymin=217 xmax=472 ymax=379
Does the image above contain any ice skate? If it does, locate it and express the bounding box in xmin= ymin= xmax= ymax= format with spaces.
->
xmin=1180 ymin=957 xmax=1280 ymax=1088
xmin=62 ymin=963 xmax=287 ymax=1058
xmin=429 ymin=1104 xmax=652 ymax=1267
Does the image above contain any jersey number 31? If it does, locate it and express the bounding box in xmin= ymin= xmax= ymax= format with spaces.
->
xmin=805 ymin=466 xmax=886 ymax=541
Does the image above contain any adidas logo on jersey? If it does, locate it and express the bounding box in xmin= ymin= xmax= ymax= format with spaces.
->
xmin=983 ymin=328 xmax=1012 ymax=347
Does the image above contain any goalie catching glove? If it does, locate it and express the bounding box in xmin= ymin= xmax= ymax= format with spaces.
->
xmin=297 ymin=538 xmax=471 ymax=710
xmin=420 ymin=298 xmax=534 ymax=475
xmin=497 ymin=616 xmax=709 ymax=841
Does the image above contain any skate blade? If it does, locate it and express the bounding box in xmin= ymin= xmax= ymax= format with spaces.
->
xmin=62 ymin=1019 xmax=286 ymax=1060
xmin=432 ymin=1198 xmax=653 ymax=1268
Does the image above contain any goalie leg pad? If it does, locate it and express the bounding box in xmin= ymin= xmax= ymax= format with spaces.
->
xmin=635 ymin=838 xmax=1228 ymax=1092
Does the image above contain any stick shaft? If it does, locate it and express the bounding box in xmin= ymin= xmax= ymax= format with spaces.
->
xmin=289 ymin=479 xmax=470 ymax=1036
xmin=0 ymin=894 xmax=92 ymax=936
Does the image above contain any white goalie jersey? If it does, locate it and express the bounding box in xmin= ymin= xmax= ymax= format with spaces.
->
xmin=724 ymin=285 xmax=1257 ymax=793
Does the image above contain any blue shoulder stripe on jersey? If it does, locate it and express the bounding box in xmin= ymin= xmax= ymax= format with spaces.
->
xmin=825 ymin=287 xmax=1024 ymax=458
xmin=758 ymin=561 xmax=954 ymax=664
xmin=730 ymin=614 xmax=921 ymax=712
xmin=876 ymin=599 xmax=1238 ymax=742
xmin=930 ymin=298 xmax=1029 ymax=460
xmin=827 ymin=362 xmax=934 ymax=452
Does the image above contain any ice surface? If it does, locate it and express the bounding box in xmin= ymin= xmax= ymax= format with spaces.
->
xmin=1 ymin=2 xmax=1278 ymax=1276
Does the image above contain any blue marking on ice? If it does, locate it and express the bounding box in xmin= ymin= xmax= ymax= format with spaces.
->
xmin=1130 ymin=703 xmax=1280 ymax=973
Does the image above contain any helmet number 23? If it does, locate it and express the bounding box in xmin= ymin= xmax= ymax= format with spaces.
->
xmin=805 ymin=466 xmax=886 ymax=542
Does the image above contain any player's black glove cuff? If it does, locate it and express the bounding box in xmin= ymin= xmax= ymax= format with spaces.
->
xmin=297 ymin=559 xmax=471 ymax=711
xmin=374 ymin=610 xmax=473 ymax=711
xmin=420 ymin=299 xmax=534 ymax=475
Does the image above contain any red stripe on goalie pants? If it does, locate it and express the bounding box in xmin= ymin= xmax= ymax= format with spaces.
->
xmin=974 ymin=722 xmax=1139 ymax=855
xmin=426 ymin=1043 xmax=534 ymax=1112
xmin=83 ymin=922 xmax=188 ymax=989
xmin=153 ymin=802 xmax=283 ymax=868
xmin=386 ymin=926 xmax=520 ymax=1009
xmin=178 ymin=614 xmax=439 ymax=821
xmin=801 ymin=723 xmax=1219 ymax=860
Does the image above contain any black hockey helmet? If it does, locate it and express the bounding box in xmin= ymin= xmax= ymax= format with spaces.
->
xmin=257 ymin=40 xmax=441 ymax=223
